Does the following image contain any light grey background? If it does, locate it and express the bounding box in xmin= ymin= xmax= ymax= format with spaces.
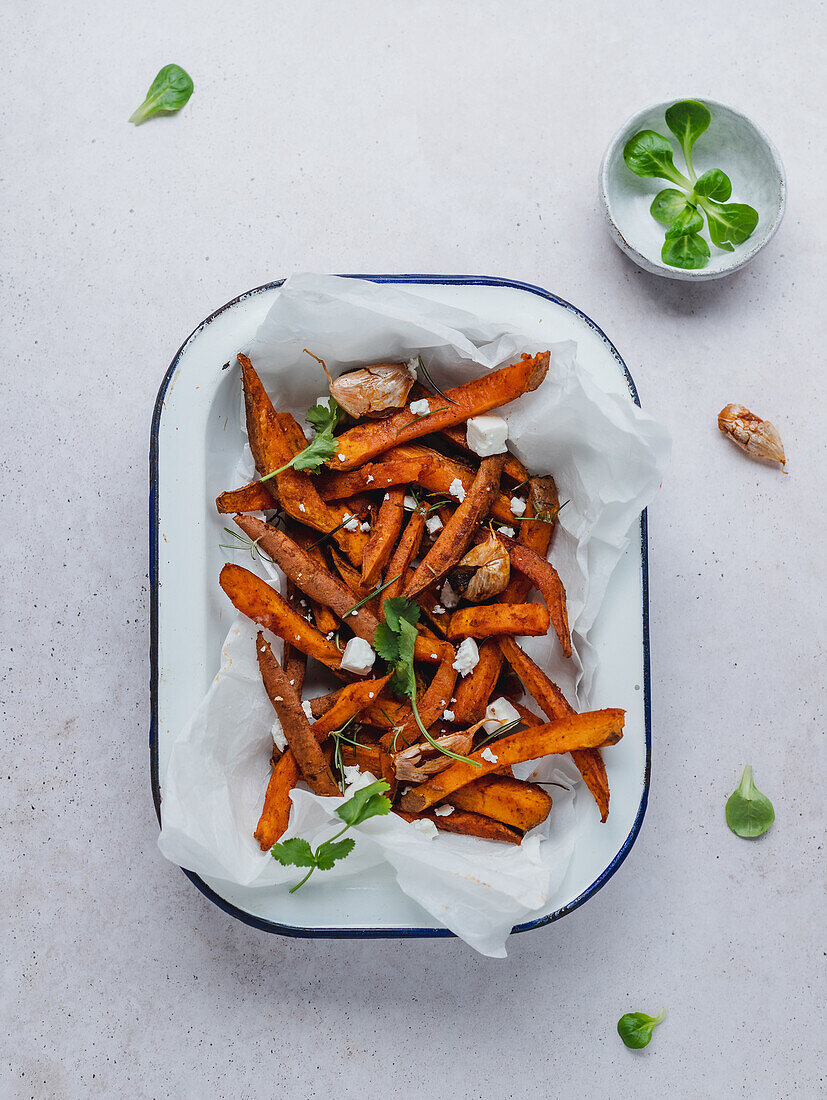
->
xmin=2 ymin=1 xmax=825 ymax=1097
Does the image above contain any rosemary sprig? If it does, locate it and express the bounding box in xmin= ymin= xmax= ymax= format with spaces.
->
xmin=414 ymin=356 xmax=459 ymax=405
xmin=395 ymin=406 xmax=449 ymax=437
xmin=473 ymin=717 xmax=524 ymax=752
xmin=219 ymin=527 xmax=276 ymax=566
xmin=306 ymin=515 xmax=352 ymax=549
xmin=514 ymin=500 xmax=570 ymax=524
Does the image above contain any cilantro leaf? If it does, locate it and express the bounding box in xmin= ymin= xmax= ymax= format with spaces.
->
xmin=336 ymin=780 xmax=392 ymax=827
xmin=382 ymin=596 xmax=420 ymax=633
xmin=270 ymin=837 xmax=316 ymax=868
xmin=314 ymin=837 xmax=355 ymax=870
xmin=306 ymin=397 xmax=342 ymax=435
xmin=260 ymin=398 xmax=343 ymax=481
xmin=373 ymin=621 xmax=400 ymax=664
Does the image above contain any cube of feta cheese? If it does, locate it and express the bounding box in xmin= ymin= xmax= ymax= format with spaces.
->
xmin=301 ymin=700 xmax=313 ymax=721
xmin=443 ymin=709 xmax=455 ymax=722
xmin=403 ymin=494 xmax=418 ymax=511
xmin=466 ymin=414 xmax=508 ymax=457
xmin=433 ymin=804 xmax=454 ymax=817
xmin=270 ymin=718 xmax=288 ymax=753
xmin=498 ymin=526 xmax=516 ymax=538
xmin=425 ymin=514 xmax=443 ymax=535
xmin=409 ymin=398 xmax=430 ymax=416
xmin=412 ymin=818 xmax=438 ymax=838
xmin=340 ymin=637 xmax=376 ymax=675
xmin=480 ymin=747 xmax=499 ymax=763
xmin=341 ymin=512 xmax=359 ymax=532
xmin=448 ymin=478 xmax=466 ymax=503
xmin=510 ymin=495 xmax=526 ymax=516
xmin=482 ymin=696 xmax=521 ymax=734
xmin=452 ymin=637 xmax=479 ymax=677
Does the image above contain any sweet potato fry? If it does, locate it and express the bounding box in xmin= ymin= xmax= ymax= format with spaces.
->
xmin=396 ymin=808 xmax=522 ymax=844
xmin=405 ymin=455 xmax=506 ymax=599
xmin=450 ymin=640 xmax=502 ymax=724
xmin=286 ymin=528 xmax=340 ymax=634
xmin=381 ymin=511 xmax=425 ymax=609
xmin=505 ymin=541 xmax=571 ymax=657
xmin=310 ymin=675 xmax=392 ymax=738
xmin=216 ymin=481 xmax=277 ymax=514
xmin=498 ymin=637 xmax=610 ymax=821
xmin=238 ymin=354 xmax=365 ymax=565
xmin=316 ymin=456 xmax=430 ymax=501
xmin=256 ymin=633 xmax=339 ymax=795
xmin=327 ymin=352 xmax=550 ymax=469
xmin=235 ymin=515 xmax=381 ymax=642
xmin=399 ymin=709 xmax=624 ymax=812
xmin=254 ymin=748 xmax=301 ymax=850
xmin=340 ymin=742 xmax=382 ymax=772
xmin=445 ymin=603 xmax=550 ymax=641
xmin=448 ymin=775 xmax=552 ymax=831
xmin=282 ymin=583 xmax=308 ymax=699
xmin=361 ymin=487 xmax=406 ymax=586
xmin=220 ymin=563 xmax=342 ymax=669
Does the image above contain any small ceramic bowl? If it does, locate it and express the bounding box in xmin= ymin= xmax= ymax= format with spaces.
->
xmin=599 ymin=98 xmax=786 ymax=280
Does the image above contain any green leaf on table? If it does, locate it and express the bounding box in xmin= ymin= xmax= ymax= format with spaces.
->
xmin=617 ymin=1008 xmax=666 ymax=1049
xmin=725 ymin=765 xmax=775 ymax=838
xmin=661 ymin=232 xmax=710 ymax=269
xmin=335 ymin=780 xmax=392 ymax=828
xmin=623 ymin=130 xmax=685 ymax=183
xmin=270 ymin=837 xmax=316 ymax=868
xmin=664 ymin=205 xmax=704 ymax=239
xmin=702 ymin=201 xmax=759 ymax=250
xmin=129 ymin=64 xmax=194 ymax=125
xmin=664 ymin=100 xmax=711 ymax=176
xmin=693 ymin=168 xmax=732 ymax=202
xmin=650 ymin=189 xmax=691 ymax=226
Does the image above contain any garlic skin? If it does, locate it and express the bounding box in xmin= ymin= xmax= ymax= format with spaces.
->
xmin=718 ymin=404 xmax=786 ymax=467
xmin=392 ymin=732 xmax=475 ymax=782
xmin=329 ymin=363 xmax=414 ymax=418
xmin=451 ymin=533 xmax=510 ymax=602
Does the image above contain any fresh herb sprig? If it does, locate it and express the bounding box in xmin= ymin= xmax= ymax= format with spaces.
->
xmin=411 ymin=356 xmax=458 ymax=405
xmin=129 ymin=64 xmax=194 ymax=125
xmin=617 ymin=1008 xmax=666 ymax=1049
xmin=514 ymin=500 xmax=570 ymax=525
xmin=623 ymin=100 xmax=759 ymax=270
xmin=725 ymin=765 xmax=775 ymax=838
xmin=260 ymin=398 xmax=343 ymax=481
xmin=374 ymin=597 xmax=479 ymax=766
xmin=341 ymin=574 xmax=402 ymax=620
xmin=218 ymin=527 xmax=276 ymax=565
xmin=270 ymin=779 xmax=391 ymax=891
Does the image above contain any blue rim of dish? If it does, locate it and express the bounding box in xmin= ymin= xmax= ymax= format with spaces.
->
xmin=150 ymin=274 xmax=651 ymax=941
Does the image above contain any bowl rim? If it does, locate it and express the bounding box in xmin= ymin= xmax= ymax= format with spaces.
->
xmin=599 ymin=96 xmax=787 ymax=280
xmin=149 ymin=273 xmax=652 ymax=941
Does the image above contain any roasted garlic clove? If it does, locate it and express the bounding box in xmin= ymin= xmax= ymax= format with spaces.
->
xmin=450 ymin=532 xmax=510 ymax=602
xmin=393 ymin=733 xmax=475 ymax=782
xmin=330 ymin=363 xmax=414 ymax=418
xmin=718 ymin=404 xmax=786 ymax=467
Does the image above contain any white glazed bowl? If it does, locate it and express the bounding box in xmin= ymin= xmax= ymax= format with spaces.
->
xmin=599 ymin=98 xmax=786 ymax=280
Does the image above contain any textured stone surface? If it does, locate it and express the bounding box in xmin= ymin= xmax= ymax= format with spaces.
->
xmin=2 ymin=1 xmax=824 ymax=1097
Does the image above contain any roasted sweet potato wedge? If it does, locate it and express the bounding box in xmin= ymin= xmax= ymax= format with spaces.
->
xmin=310 ymin=675 xmax=392 ymax=738
xmin=445 ymin=603 xmax=550 ymax=640
xmin=505 ymin=541 xmax=571 ymax=657
xmin=216 ymin=481 xmax=278 ymax=514
xmin=396 ymin=808 xmax=522 ymax=844
xmin=327 ymin=352 xmax=550 ymax=469
xmin=361 ymin=487 xmax=406 ymax=586
xmin=399 ymin=709 xmax=624 ymax=812
xmin=254 ymin=749 xmax=301 ymax=849
xmin=448 ymin=775 xmax=552 ymax=831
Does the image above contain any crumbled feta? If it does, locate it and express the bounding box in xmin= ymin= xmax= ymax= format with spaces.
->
xmin=341 ymin=512 xmax=359 ymax=532
xmin=430 ymin=653 xmax=437 ymax=659
xmin=360 ymin=521 xmax=371 ymax=532
xmin=432 ymin=604 xmax=446 ymax=615
xmin=367 ymin=474 xmax=375 ymax=484
xmin=301 ymin=700 xmax=313 ymax=721
xmin=510 ymin=495 xmax=526 ymax=516
xmin=498 ymin=526 xmax=516 ymax=538
xmin=338 ymin=453 xmax=346 ymax=462
xmin=448 ymin=478 xmax=466 ymax=503
xmin=409 ymin=398 xmax=430 ymax=416
xmin=412 ymin=818 xmax=438 ymax=839
xmin=406 ymin=357 xmax=418 ymax=380
xmin=403 ymin=494 xmax=418 ymax=511
xmin=298 ymin=503 xmax=306 ymax=513
xmin=340 ymin=636 xmax=376 ymax=675
xmin=480 ymin=747 xmax=499 ymax=763
xmin=342 ymin=765 xmax=379 ymax=795
xmin=440 ymin=580 xmax=459 ymax=609
xmin=271 ymin=718 xmax=287 ymax=753
xmin=426 ymin=514 xmax=443 ymax=535
xmin=466 ymin=414 xmax=508 ymax=456
xmin=434 ymin=804 xmax=454 ymax=817
xmin=452 ymin=637 xmax=479 ymax=677
xmin=482 ymin=696 xmax=521 ymax=735
xmin=384 ymin=492 xmax=390 ymax=501
xmin=443 ymin=709 xmax=455 ymax=722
